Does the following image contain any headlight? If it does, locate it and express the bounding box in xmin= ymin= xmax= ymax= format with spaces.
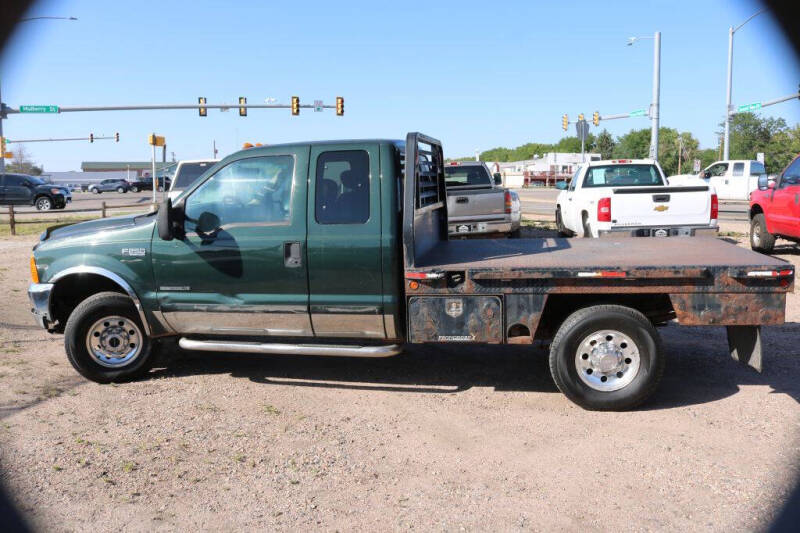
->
xmin=50 ymin=188 xmax=61 ymax=195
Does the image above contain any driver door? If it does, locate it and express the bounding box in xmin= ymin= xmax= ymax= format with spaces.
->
xmin=152 ymin=148 xmax=312 ymax=336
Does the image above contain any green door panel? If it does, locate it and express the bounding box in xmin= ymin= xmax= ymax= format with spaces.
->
xmin=152 ymin=147 xmax=311 ymax=335
xmin=307 ymin=143 xmax=386 ymax=338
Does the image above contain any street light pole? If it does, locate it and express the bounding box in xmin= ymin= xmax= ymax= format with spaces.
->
xmin=723 ymin=8 xmax=767 ymax=160
xmin=650 ymin=31 xmax=661 ymax=160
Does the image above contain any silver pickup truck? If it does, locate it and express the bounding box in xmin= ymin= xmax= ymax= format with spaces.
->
xmin=445 ymin=161 xmax=521 ymax=237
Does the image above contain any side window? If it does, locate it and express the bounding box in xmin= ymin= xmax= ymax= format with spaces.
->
xmin=708 ymin=163 xmax=728 ymax=176
xmin=315 ymin=150 xmax=370 ymax=224
xmin=184 ymin=155 xmax=294 ymax=231
xmin=5 ymin=175 xmax=24 ymax=186
xmin=732 ymin=162 xmax=744 ymax=176
xmin=568 ymin=168 xmax=580 ymax=191
xmin=780 ymin=158 xmax=800 ymax=188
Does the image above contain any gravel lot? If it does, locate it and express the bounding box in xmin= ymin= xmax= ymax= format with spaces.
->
xmin=1 ymin=224 xmax=798 ymax=531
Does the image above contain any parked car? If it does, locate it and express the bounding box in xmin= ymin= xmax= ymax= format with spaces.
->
xmin=670 ymin=159 xmax=766 ymax=201
xmin=26 ymin=133 xmax=793 ymax=411
xmin=88 ymin=179 xmax=130 ymax=194
xmin=444 ymin=161 xmax=520 ymax=237
xmin=749 ymin=154 xmax=800 ymax=252
xmin=556 ymin=159 xmax=718 ymax=238
xmin=0 ymin=173 xmax=71 ymax=210
xmin=129 ymin=177 xmax=172 ymax=193
xmin=168 ymin=160 xmax=219 ymax=201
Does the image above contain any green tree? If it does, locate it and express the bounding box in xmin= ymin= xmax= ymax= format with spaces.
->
xmin=723 ymin=113 xmax=799 ymax=172
xmin=595 ymin=129 xmax=615 ymax=159
xmin=612 ymin=129 xmax=651 ymax=159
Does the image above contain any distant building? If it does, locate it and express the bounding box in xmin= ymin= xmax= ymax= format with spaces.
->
xmin=486 ymin=152 xmax=601 ymax=187
xmin=81 ymin=161 xmax=177 ymax=178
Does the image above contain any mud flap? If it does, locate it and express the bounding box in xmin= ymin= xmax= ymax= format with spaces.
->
xmin=726 ymin=325 xmax=762 ymax=372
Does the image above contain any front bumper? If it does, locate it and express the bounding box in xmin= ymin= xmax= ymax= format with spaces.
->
xmin=28 ymin=283 xmax=54 ymax=330
xmin=598 ymin=225 xmax=719 ymax=238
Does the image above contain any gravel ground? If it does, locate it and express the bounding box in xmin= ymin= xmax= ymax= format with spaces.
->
xmin=0 ymin=225 xmax=798 ymax=531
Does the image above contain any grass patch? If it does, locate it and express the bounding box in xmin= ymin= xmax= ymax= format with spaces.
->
xmin=0 ymin=216 xmax=95 ymax=237
xmin=263 ymin=404 xmax=281 ymax=415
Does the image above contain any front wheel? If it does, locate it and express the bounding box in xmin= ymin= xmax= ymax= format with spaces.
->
xmin=130 ymin=186 xmax=139 ymax=193
xmin=750 ymin=213 xmax=775 ymax=253
xmin=35 ymin=196 xmax=53 ymax=211
xmin=117 ymin=186 xmax=125 ymax=193
xmin=64 ymin=292 xmax=155 ymax=383
xmin=91 ymin=188 xmax=100 ymax=194
xmin=549 ymin=305 xmax=665 ymax=411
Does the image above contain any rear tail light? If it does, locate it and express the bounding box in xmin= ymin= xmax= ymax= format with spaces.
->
xmin=597 ymin=197 xmax=611 ymax=222
xmin=504 ymin=191 xmax=512 ymax=214
xmin=710 ymin=194 xmax=718 ymax=220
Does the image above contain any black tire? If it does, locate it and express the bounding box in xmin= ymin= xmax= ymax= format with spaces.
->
xmin=64 ymin=292 xmax=155 ymax=383
xmin=555 ymin=208 xmax=572 ymax=237
xmin=750 ymin=213 xmax=775 ymax=253
xmin=582 ymin=213 xmax=592 ymax=238
xmin=35 ymin=196 xmax=53 ymax=211
xmin=548 ymin=305 xmax=665 ymax=411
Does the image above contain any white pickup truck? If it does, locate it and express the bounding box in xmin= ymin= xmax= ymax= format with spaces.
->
xmin=670 ymin=159 xmax=767 ymax=201
xmin=556 ymin=159 xmax=718 ymax=238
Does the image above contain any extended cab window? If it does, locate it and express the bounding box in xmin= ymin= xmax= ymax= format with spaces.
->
xmin=315 ymin=150 xmax=369 ymax=224
xmin=582 ymin=165 xmax=664 ymax=188
xmin=184 ymin=156 xmax=294 ymax=229
xmin=732 ymin=162 xmax=744 ymax=176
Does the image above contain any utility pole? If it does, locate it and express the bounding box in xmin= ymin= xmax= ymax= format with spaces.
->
xmin=650 ymin=31 xmax=661 ymax=160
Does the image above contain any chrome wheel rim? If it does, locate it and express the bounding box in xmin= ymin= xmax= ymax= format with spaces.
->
xmin=752 ymin=224 xmax=761 ymax=245
xmin=37 ymin=198 xmax=51 ymax=210
xmin=85 ymin=315 xmax=143 ymax=368
xmin=575 ymin=329 xmax=640 ymax=392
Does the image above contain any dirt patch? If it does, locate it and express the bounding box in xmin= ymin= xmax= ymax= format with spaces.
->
xmin=1 ymin=230 xmax=798 ymax=531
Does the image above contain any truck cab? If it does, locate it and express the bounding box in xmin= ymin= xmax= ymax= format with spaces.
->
xmin=670 ymin=160 xmax=767 ymax=201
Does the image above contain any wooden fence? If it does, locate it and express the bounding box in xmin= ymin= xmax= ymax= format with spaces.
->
xmin=4 ymin=202 xmax=152 ymax=236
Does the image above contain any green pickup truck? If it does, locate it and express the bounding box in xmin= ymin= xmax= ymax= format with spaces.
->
xmin=28 ymin=133 xmax=794 ymax=410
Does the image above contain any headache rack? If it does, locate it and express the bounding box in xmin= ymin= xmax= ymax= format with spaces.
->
xmin=402 ymin=132 xmax=448 ymax=270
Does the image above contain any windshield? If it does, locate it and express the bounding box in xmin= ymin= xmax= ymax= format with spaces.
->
xmin=27 ymin=176 xmax=46 ymax=185
xmin=444 ymin=165 xmax=492 ymax=188
xmin=173 ymin=162 xmax=215 ymax=189
xmin=582 ymin=164 xmax=664 ymax=188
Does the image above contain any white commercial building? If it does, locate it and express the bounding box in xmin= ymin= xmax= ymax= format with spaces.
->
xmin=485 ymin=152 xmax=601 ymax=188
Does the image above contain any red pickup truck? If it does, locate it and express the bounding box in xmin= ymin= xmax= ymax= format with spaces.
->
xmin=750 ymin=154 xmax=800 ymax=252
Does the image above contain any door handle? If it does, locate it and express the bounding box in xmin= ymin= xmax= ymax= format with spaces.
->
xmin=456 ymin=197 xmax=469 ymax=204
xmin=284 ymin=241 xmax=302 ymax=268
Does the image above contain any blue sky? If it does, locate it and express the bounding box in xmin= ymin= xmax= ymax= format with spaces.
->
xmin=2 ymin=0 xmax=799 ymax=170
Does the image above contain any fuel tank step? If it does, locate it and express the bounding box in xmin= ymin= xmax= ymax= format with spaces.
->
xmin=178 ymin=338 xmax=403 ymax=358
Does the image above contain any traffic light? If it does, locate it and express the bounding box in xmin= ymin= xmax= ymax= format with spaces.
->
xmin=239 ymin=97 xmax=247 ymax=117
xmin=336 ymin=96 xmax=344 ymax=116
xmin=1 ymin=136 xmax=5 ymax=153
xmin=578 ymin=113 xmax=584 ymax=123
xmin=562 ymin=114 xmax=568 ymax=131
xmin=89 ymin=133 xmax=94 ymax=143
xmin=198 ymin=97 xmax=207 ymax=117
xmin=115 ymin=132 xmax=120 ymax=142
xmin=291 ymin=96 xmax=300 ymax=116
xmin=593 ymin=111 xmax=600 ymax=126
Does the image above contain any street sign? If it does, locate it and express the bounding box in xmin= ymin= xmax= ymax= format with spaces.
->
xmin=575 ymin=120 xmax=589 ymax=141
xmin=629 ymin=109 xmax=647 ymax=117
xmin=756 ymin=152 xmax=765 ymax=164
xmin=737 ymin=102 xmax=762 ymax=113
xmin=693 ymin=159 xmax=701 ymax=172
xmin=19 ymin=105 xmax=59 ymax=113
xmin=314 ymin=100 xmax=323 ymax=112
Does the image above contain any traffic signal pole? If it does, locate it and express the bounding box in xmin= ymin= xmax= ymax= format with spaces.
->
xmin=6 ymin=134 xmax=118 ymax=143
xmin=649 ymin=31 xmax=661 ymax=161
xmin=2 ymin=102 xmax=339 ymax=115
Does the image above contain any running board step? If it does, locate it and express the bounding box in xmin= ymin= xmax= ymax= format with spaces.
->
xmin=178 ymin=338 xmax=403 ymax=358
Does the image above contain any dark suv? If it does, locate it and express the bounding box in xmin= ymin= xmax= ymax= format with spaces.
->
xmin=0 ymin=173 xmax=71 ymax=210
xmin=88 ymin=179 xmax=130 ymax=194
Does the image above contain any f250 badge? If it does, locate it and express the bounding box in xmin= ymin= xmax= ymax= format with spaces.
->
xmin=445 ymin=299 xmax=464 ymax=318
xmin=653 ymin=205 xmax=669 ymax=212
xmin=121 ymin=248 xmax=146 ymax=257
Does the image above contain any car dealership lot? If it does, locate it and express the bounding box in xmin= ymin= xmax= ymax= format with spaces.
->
xmin=1 ymin=225 xmax=798 ymax=531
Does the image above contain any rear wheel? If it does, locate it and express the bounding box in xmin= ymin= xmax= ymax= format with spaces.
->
xmin=750 ymin=213 xmax=775 ymax=253
xmin=64 ymin=292 xmax=155 ymax=383
xmin=91 ymin=188 xmax=100 ymax=194
xmin=549 ymin=305 xmax=665 ymax=410
xmin=35 ymin=196 xmax=53 ymax=211
xmin=582 ymin=213 xmax=592 ymax=238
xmin=130 ymin=185 xmax=140 ymax=193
